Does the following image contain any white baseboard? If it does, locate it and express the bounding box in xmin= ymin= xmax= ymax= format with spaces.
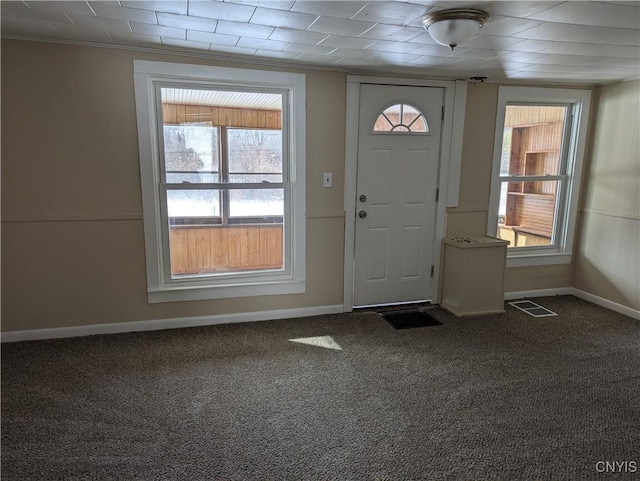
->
xmin=570 ymin=288 xmax=640 ymax=320
xmin=1 ymin=304 xmax=345 ymax=343
xmin=504 ymin=288 xmax=573 ymax=300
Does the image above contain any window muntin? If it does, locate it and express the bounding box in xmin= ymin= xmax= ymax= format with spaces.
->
xmin=134 ymin=61 xmax=306 ymax=301
xmin=373 ymin=103 xmax=429 ymax=133
xmin=488 ymin=87 xmax=591 ymax=266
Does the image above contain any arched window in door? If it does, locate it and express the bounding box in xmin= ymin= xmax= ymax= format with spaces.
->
xmin=373 ymin=103 xmax=429 ymax=133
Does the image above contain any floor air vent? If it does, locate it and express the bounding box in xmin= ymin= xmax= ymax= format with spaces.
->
xmin=509 ymin=300 xmax=557 ymax=318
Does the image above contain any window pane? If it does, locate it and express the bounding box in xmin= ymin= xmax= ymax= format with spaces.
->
xmin=402 ymin=104 xmax=419 ymax=125
xmin=374 ymin=103 xmax=428 ymax=133
xmin=501 ymin=105 xmax=566 ymax=177
xmin=229 ymin=173 xmax=283 ymax=183
xmin=166 ymin=189 xmax=220 ymax=219
xmin=228 ymin=129 xmax=283 ymax=182
xmin=229 ymin=188 xmax=284 ymax=218
xmin=498 ymin=181 xmax=560 ymax=248
xmin=163 ymin=124 xmax=219 ymax=184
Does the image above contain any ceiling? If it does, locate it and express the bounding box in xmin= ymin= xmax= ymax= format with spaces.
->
xmin=2 ymin=1 xmax=639 ymax=85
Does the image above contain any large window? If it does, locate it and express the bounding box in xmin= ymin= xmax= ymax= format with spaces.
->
xmin=134 ymin=61 xmax=306 ymax=302
xmin=488 ymin=87 xmax=591 ymax=267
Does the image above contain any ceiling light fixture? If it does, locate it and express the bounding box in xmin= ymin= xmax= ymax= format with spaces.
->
xmin=422 ymin=8 xmax=490 ymax=51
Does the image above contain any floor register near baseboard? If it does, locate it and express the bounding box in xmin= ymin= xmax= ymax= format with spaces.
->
xmin=509 ymin=300 xmax=558 ymax=318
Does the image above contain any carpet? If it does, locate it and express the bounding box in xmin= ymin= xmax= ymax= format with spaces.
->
xmin=2 ymin=296 xmax=639 ymax=480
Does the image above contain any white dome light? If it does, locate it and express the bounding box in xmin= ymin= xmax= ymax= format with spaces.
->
xmin=422 ymin=9 xmax=490 ymax=51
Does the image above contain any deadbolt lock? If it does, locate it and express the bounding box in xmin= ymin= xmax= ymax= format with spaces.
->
xmin=359 ymin=194 xmax=367 ymax=202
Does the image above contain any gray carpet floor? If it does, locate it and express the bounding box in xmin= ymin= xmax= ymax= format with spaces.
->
xmin=2 ymin=295 xmax=639 ymax=480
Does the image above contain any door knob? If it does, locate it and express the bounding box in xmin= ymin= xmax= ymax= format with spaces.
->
xmin=358 ymin=210 xmax=367 ymax=218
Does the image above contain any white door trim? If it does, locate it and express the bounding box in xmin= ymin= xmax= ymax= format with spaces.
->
xmin=343 ymin=75 xmax=467 ymax=312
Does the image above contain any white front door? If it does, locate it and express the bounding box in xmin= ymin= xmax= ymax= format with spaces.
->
xmin=353 ymin=83 xmax=444 ymax=307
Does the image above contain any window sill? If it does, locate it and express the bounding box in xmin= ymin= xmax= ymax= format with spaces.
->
xmin=506 ymin=253 xmax=572 ymax=268
xmin=148 ymin=280 xmax=306 ymax=303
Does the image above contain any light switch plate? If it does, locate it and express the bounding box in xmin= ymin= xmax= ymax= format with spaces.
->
xmin=323 ymin=172 xmax=332 ymax=188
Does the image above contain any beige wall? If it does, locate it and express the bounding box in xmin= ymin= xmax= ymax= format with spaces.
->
xmin=573 ymin=80 xmax=640 ymax=310
xmin=446 ymin=82 xmax=575 ymax=293
xmin=2 ymin=39 xmax=612 ymax=332
xmin=1 ymin=40 xmax=346 ymax=331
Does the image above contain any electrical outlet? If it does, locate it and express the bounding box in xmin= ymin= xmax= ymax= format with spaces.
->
xmin=323 ymin=172 xmax=333 ymax=188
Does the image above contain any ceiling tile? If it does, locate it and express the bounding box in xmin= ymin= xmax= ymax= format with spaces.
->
xmin=317 ymin=34 xmax=375 ymax=49
xmin=534 ymin=53 xmax=640 ymax=68
xmin=448 ymin=48 xmax=503 ymax=60
xmin=24 ymin=1 xmax=96 ymax=16
xmin=68 ymin=14 xmax=133 ymax=33
xmin=109 ymin=31 xmax=163 ymax=47
xmin=333 ymin=57 xmax=385 ymax=67
xmin=506 ymin=39 xmax=609 ymax=56
xmin=3 ymin=0 xmax=639 ymax=85
xmin=188 ymin=1 xmax=256 ymax=22
xmin=326 ymin=47 xmax=377 ymax=59
xmin=477 ymin=15 xmax=543 ymax=37
xmin=493 ymin=50 xmax=549 ymax=63
xmin=187 ymin=30 xmax=239 ymax=45
xmin=223 ymin=0 xmax=295 ymax=9
xmin=480 ymin=1 xmax=563 ymax=18
xmin=514 ymin=63 xmax=596 ymax=74
xmin=1 ymin=7 xmax=15 ymax=20
xmin=52 ymin=25 xmax=114 ymax=43
xmin=351 ymin=1 xmax=428 ymax=25
xmin=236 ymin=37 xmax=289 ymax=51
xmin=161 ymin=37 xmax=212 ymax=50
xmin=494 ymin=61 xmax=535 ymax=71
xmin=365 ymin=39 xmax=423 ymax=54
xmin=3 ymin=1 xmax=74 ymax=24
xmin=283 ymin=43 xmax=335 ymax=55
xmin=250 ymin=7 xmax=317 ymax=29
xmin=88 ymin=2 xmax=158 ymax=24
xmin=216 ymin=20 xmax=274 ymax=38
xmin=291 ymin=1 xmax=368 ymax=19
xmin=268 ymin=27 xmax=328 ymax=44
xmin=405 ymin=55 xmax=463 ymax=67
xmin=131 ymin=22 xmax=186 ymax=39
xmin=370 ymin=51 xmax=423 ymax=64
xmin=408 ymin=43 xmax=457 ymax=57
xmin=209 ymin=44 xmax=258 ymax=56
xmin=528 ymin=2 xmax=640 ymax=29
xmin=463 ymin=35 xmax=527 ymax=50
xmin=358 ymin=24 xmax=426 ymax=42
xmin=294 ymin=53 xmax=343 ymax=64
xmin=157 ymin=13 xmax=218 ymax=32
xmin=306 ymin=15 xmax=376 ymax=36
xmin=1 ymin=17 xmax=58 ymax=37
xmin=253 ymin=49 xmax=301 ymax=59
xmin=405 ymin=0 xmax=487 ymax=8
xmin=121 ymin=1 xmax=188 ymax=15
xmin=512 ymin=22 xmax=640 ymax=46
xmin=597 ymin=44 xmax=640 ymax=59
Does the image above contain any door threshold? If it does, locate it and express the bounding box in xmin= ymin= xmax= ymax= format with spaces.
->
xmin=354 ymin=299 xmax=431 ymax=310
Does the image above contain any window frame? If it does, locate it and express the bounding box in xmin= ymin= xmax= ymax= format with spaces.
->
xmin=487 ymin=86 xmax=591 ymax=267
xmin=134 ymin=60 xmax=306 ymax=303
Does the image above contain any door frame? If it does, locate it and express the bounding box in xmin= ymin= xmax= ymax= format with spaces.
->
xmin=343 ymin=75 xmax=468 ymax=311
